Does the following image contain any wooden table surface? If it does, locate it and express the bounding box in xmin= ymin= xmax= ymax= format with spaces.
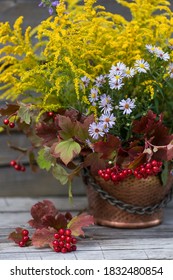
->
xmin=1 ymin=196 xmax=173 ymax=260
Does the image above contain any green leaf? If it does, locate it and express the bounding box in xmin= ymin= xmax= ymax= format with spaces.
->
xmin=161 ymin=161 xmax=169 ymax=186
xmin=52 ymin=164 xmax=69 ymax=185
xmin=53 ymin=138 xmax=81 ymax=165
xmin=17 ymin=103 xmax=32 ymax=124
xmin=37 ymin=147 xmax=53 ymax=171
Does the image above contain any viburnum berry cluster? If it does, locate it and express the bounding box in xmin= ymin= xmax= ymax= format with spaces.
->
xmin=52 ymin=228 xmax=77 ymax=253
xmin=3 ymin=118 xmax=15 ymax=128
xmin=18 ymin=229 xmax=31 ymax=247
xmin=98 ymin=160 xmax=163 ymax=184
xmin=10 ymin=160 xmax=26 ymax=172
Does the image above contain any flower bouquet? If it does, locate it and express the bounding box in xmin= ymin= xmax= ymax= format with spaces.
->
xmin=0 ymin=0 xmax=173 ymax=228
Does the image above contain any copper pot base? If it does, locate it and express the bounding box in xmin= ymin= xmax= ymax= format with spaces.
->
xmin=93 ymin=216 xmax=163 ymax=229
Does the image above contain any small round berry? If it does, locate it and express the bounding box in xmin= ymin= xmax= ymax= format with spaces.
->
xmin=58 ymin=228 xmax=65 ymax=235
xmin=65 ymin=229 xmax=71 ymax=236
xmin=54 ymin=233 xmax=60 ymax=239
xmin=22 ymin=229 xmax=29 ymax=236
xmin=22 ymin=236 xmax=29 ymax=243
xmin=103 ymin=173 xmax=110 ymax=181
xmin=54 ymin=246 xmax=61 ymax=252
xmin=151 ymin=160 xmax=158 ymax=167
xmin=61 ymin=247 xmax=67 ymax=253
xmin=52 ymin=240 xmax=59 ymax=246
xmin=3 ymin=119 xmax=9 ymax=125
xmin=71 ymin=237 xmax=77 ymax=244
xmin=71 ymin=245 xmax=77 ymax=251
xmin=9 ymin=122 xmax=15 ymax=128
xmin=59 ymin=241 xmax=64 ymax=248
xmin=65 ymin=236 xmax=72 ymax=243
xmin=60 ymin=235 xmax=65 ymax=241
xmin=14 ymin=164 xmax=21 ymax=171
xmin=47 ymin=111 xmax=54 ymax=117
xmin=65 ymin=243 xmax=71 ymax=250
xmin=10 ymin=160 xmax=17 ymax=167
xmin=19 ymin=241 xmax=25 ymax=247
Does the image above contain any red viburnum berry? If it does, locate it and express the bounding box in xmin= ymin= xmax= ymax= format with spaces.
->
xmin=10 ymin=160 xmax=17 ymax=167
xmin=3 ymin=119 xmax=9 ymax=125
xmin=22 ymin=229 xmax=29 ymax=236
xmin=9 ymin=122 xmax=15 ymax=128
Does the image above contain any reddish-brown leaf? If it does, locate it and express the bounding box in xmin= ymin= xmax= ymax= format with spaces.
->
xmin=32 ymin=228 xmax=56 ymax=248
xmin=0 ymin=103 xmax=19 ymax=116
xmin=94 ymin=134 xmax=121 ymax=160
xmin=8 ymin=227 xmax=23 ymax=244
xmin=28 ymin=200 xmax=58 ymax=229
xmin=68 ymin=212 xmax=94 ymax=237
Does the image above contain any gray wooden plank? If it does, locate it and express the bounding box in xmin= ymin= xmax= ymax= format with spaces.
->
xmin=0 ymin=197 xmax=88 ymax=212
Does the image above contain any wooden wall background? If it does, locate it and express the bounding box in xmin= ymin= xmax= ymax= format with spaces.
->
xmin=0 ymin=0 xmax=172 ymax=196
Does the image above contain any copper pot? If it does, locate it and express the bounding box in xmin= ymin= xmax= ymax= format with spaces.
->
xmin=85 ymin=172 xmax=173 ymax=228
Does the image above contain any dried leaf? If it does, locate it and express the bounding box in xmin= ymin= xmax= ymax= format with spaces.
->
xmin=28 ymin=200 xmax=58 ymax=229
xmin=8 ymin=227 xmax=23 ymax=244
xmin=68 ymin=212 xmax=94 ymax=237
xmin=32 ymin=228 xmax=56 ymax=248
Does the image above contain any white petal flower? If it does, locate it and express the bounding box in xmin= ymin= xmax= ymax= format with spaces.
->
xmin=88 ymin=122 xmax=105 ymax=140
xmin=134 ymin=59 xmax=150 ymax=73
xmin=109 ymin=78 xmax=124 ymax=90
xmin=89 ymin=88 xmax=99 ymax=104
xmin=119 ymin=98 xmax=136 ymax=115
xmin=81 ymin=76 xmax=90 ymax=87
xmin=94 ymin=75 xmax=107 ymax=87
xmin=99 ymin=113 xmax=116 ymax=128
xmin=124 ymin=67 xmax=135 ymax=78
xmin=155 ymin=49 xmax=170 ymax=61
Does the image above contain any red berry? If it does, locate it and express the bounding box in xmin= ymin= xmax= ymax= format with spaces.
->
xmin=59 ymin=241 xmax=64 ymax=247
xmin=54 ymin=246 xmax=61 ymax=252
xmin=3 ymin=119 xmax=9 ymax=125
xmin=61 ymin=247 xmax=67 ymax=253
xmin=104 ymin=173 xmax=110 ymax=181
xmin=22 ymin=236 xmax=29 ymax=243
xmin=145 ymin=163 xmax=152 ymax=169
xmin=22 ymin=229 xmax=29 ymax=236
xmin=71 ymin=245 xmax=77 ymax=251
xmin=65 ymin=229 xmax=71 ymax=236
xmin=140 ymin=167 xmax=146 ymax=174
xmin=71 ymin=237 xmax=77 ymax=244
xmin=10 ymin=160 xmax=16 ymax=166
xmin=60 ymin=235 xmax=65 ymax=241
xmin=52 ymin=240 xmax=59 ymax=246
xmin=65 ymin=243 xmax=71 ymax=249
xmin=14 ymin=164 xmax=21 ymax=171
xmin=19 ymin=241 xmax=25 ymax=247
xmin=111 ymin=174 xmax=117 ymax=182
xmin=98 ymin=170 xmax=103 ymax=176
xmin=127 ymin=169 xmax=132 ymax=175
xmin=65 ymin=236 xmax=72 ymax=243
xmin=152 ymin=166 xmax=160 ymax=173
xmin=151 ymin=160 xmax=157 ymax=166
xmin=9 ymin=122 xmax=15 ymax=128
xmin=47 ymin=111 xmax=54 ymax=117
xmin=54 ymin=233 xmax=60 ymax=239
xmin=58 ymin=228 xmax=65 ymax=235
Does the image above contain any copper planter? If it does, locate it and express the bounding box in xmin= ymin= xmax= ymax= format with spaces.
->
xmin=85 ymin=173 xmax=173 ymax=229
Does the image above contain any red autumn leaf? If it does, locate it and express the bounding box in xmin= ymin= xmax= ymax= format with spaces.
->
xmin=28 ymin=200 xmax=58 ymax=229
xmin=75 ymin=115 xmax=95 ymax=142
xmin=8 ymin=227 xmax=23 ymax=244
xmin=35 ymin=122 xmax=58 ymax=145
xmin=84 ymin=152 xmax=106 ymax=175
xmin=41 ymin=213 xmax=68 ymax=230
xmin=32 ymin=228 xmax=56 ymax=248
xmin=68 ymin=212 xmax=94 ymax=237
xmin=0 ymin=103 xmax=19 ymax=116
xmin=94 ymin=134 xmax=121 ymax=159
